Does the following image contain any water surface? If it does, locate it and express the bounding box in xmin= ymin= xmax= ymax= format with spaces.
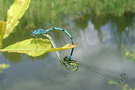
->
xmin=1 ymin=1 xmax=135 ymax=90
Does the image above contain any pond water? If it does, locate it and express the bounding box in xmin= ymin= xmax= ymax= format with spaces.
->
xmin=1 ymin=1 xmax=135 ymax=90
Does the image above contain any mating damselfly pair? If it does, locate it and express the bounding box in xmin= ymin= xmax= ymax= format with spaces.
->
xmin=31 ymin=27 xmax=79 ymax=71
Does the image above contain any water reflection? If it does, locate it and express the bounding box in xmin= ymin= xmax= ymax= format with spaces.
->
xmin=74 ymin=12 xmax=135 ymax=47
xmin=74 ymin=14 xmax=135 ymax=89
xmin=0 ymin=73 xmax=7 ymax=90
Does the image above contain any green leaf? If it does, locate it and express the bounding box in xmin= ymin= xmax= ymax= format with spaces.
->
xmin=108 ymin=80 xmax=119 ymax=85
xmin=0 ymin=38 xmax=77 ymax=57
xmin=125 ymin=51 xmax=135 ymax=61
xmin=0 ymin=64 xmax=10 ymax=69
xmin=47 ymin=43 xmax=78 ymax=52
xmin=0 ymin=21 xmax=6 ymax=48
xmin=0 ymin=38 xmax=52 ymax=57
xmin=5 ymin=0 xmax=31 ymax=38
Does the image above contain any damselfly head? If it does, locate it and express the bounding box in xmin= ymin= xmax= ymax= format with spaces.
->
xmin=63 ymin=56 xmax=71 ymax=60
xmin=63 ymin=56 xmax=78 ymax=63
xmin=31 ymin=28 xmax=45 ymax=36
xmin=62 ymin=56 xmax=79 ymax=71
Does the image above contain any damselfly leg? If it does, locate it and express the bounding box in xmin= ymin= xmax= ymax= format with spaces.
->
xmin=31 ymin=28 xmax=47 ymax=49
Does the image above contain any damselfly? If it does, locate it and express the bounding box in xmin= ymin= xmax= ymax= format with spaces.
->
xmin=31 ymin=27 xmax=78 ymax=71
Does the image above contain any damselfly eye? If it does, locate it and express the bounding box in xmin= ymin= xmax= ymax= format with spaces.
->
xmin=30 ymin=31 xmax=35 ymax=36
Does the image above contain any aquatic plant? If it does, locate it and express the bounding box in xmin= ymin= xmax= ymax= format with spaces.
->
xmin=123 ymin=46 xmax=135 ymax=61
xmin=109 ymin=80 xmax=135 ymax=90
xmin=0 ymin=64 xmax=10 ymax=72
xmin=125 ymin=51 xmax=135 ymax=61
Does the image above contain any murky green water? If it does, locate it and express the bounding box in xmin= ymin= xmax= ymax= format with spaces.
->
xmin=1 ymin=0 xmax=135 ymax=90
